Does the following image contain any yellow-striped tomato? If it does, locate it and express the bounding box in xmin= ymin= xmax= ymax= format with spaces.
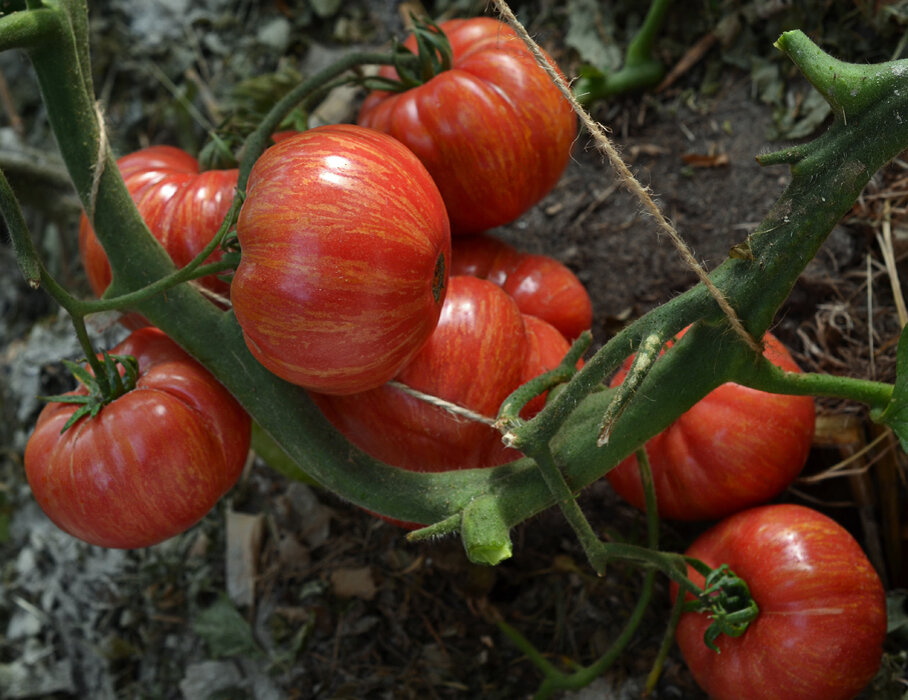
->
xmin=232 ymin=124 xmax=451 ymax=395
xmin=358 ymin=17 xmax=576 ymax=235
xmin=673 ymin=504 xmax=885 ymax=700
xmin=308 ymin=276 xmax=526 ymax=472
xmin=78 ymin=146 xmax=238 ymax=328
xmin=607 ymin=327 xmax=815 ymax=520
xmin=24 ymin=328 xmax=251 ymax=549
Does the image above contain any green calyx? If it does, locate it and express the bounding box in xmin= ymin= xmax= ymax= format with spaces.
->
xmin=362 ymin=15 xmax=453 ymax=93
xmin=40 ymin=353 xmax=139 ymax=432
xmin=684 ymin=563 xmax=759 ymax=653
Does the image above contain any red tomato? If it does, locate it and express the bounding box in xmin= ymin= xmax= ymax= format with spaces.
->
xmin=79 ymin=146 xmax=238 ymax=320
xmin=452 ymin=234 xmax=593 ymax=339
xmin=672 ymin=504 xmax=886 ymax=700
xmin=358 ymin=17 xmax=576 ymax=234
xmin=607 ymin=327 xmax=815 ymax=520
xmin=450 ymin=232 xmax=523 ymax=286
xmin=24 ymin=328 xmax=252 ymax=549
xmin=232 ymin=124 xmax=451 ymax=395
xmin=308 ymin=276 xmax=525 ymax=472
xmin=502 ymin=254 xmax=592 ymax=340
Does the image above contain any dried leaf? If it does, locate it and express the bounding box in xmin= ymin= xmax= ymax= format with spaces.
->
xmin=330 ymin=566 xmax=377 ymax=601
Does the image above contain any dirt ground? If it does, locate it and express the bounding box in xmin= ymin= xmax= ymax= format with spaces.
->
xmin=1 ymin=1 xmax=908 ymax=698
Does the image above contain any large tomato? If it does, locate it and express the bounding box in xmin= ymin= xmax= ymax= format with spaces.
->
xmin=308 ymin=275 xmax=526 ymax=472
xmin=358 ymin=17 xmax=577 ymax=234
xmin=606 ymin=327 xmax=815 ymax=520
xmin=79 ymin=146 xmax=238 ymax=314
xmin=672 ymin=504 xmax=886 ymax=700
xmin=452 ymin=233 xmax=593 ymax=339
xmin=24 ymin=328 xmax=251 ymax=549
xmin=232 ymin=124 xmax=451 ymax=395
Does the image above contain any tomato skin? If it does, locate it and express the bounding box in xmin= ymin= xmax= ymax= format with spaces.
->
xmin=232 ymin=124 xmax=451 ymax=395
xmin=452 ymin=233 xmax=593 ymax=339
xmin=607 ymin=328 xmax=815 ymax=520
xmin=450 ymin=232 xmax=523 ymax=286
xmin=24 ymin=328 xmax=252 ymax=549
xmin=308 ymin=276 xmax=525 ymax=472
xmin=502 ymin=254 xmax=592 ymax=340
xmin=358 ymin=17 xmax=576 ymax=235
xmin=78 ymin=145 xmax=238 ymax=318
xmin=672 ymin=504 xmax=886 ymax=700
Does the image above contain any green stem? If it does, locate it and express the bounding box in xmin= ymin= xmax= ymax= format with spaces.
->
xmin=528 ymin=444 xmax=607 ymax=574
xmin=625 ymin=0 xmax=672 ymax=66
xmin=238 ymin=50 xmax=397 ymax=191
xmin=645 ymin=590 xmax=684 ymax=695
xmin=0 ymin=166 xmax=41 ymax=287
xmin=738 ymin=355 xmax=893 ymax=410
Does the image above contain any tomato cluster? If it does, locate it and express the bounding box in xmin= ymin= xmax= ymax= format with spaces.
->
xmin=25 ymin=14 xmax=887 ymax=699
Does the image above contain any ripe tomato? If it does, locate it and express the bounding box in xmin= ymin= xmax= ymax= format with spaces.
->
xmin=502 ymin=254 xmax=592 ymax=340
xmin=452 ymin=233 xmax=593 ymax=339
xmin=450 ymin=232 xmax=524 ymax=286
xmin=358 ymin=17 xmax=576 ymax=234
xmin=232 ymin=124 xmax=451 ymax=395
xmin=607 ymin=327 xmax=815 ymax=520
xmin=308 ymin=275 xmax=525 ymax=472
xmin=79 ymin=145 xmax=238 ymax=319
xmin=24 ymin=328 xmax=252 ymax=549
xmin=672 ymin=504 xmax=886 ymax=700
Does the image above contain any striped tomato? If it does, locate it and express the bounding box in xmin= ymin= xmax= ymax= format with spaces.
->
xmin=232 ymin=124 xmax=451 ymax=394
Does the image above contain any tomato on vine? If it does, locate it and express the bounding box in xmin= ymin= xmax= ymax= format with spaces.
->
xmin=672 ymin=504 xmax=886 ymax=700
xmin=24 ymin=328 xmax=252 ymax=549
xmin=452 ymin=233 xmax=593 ymax=339
xmin=358 ymin=17 xmax=577 ymax=235
xmin=309 ymin=275 xmax=526 ymax=473
xmin=78 ymin=145 xmax=238 ymax=326
xmin=607 ymin=327 xmax=815 ymax=520
xmin=232 ymin=123 xmax=451 ymax=395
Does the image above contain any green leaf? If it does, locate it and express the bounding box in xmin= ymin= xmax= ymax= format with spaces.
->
xmin=876 ymin=326 xmax=908 ymax=451
xmin=192 ymin=596 xmax=265 ymax=659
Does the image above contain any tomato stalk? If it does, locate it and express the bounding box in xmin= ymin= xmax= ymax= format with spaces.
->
xmin=492 ymin=445 xmax=666 ymax=696
xmin=359 ymin=16 xmax=454 ymax=93
xmin=572 ymin=0 xmax=672 ymax=104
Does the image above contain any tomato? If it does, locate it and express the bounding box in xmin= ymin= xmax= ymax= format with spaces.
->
xmin=24 ymin=328 xmax=252 ymax=549
xmin=452 ymin=233 xmax=593 ymax=339
xmin=232 ymin=124 xmax=451 ymax=395
xmin=358 ymin=17 xmax=577 ymax=235
xmin=450 ymin=231 xmax=524 ymax=286
xmin=502 ymin=254 xmax=592 ymax=340
xmin=308 ymin=275 xmax=525 ymax=472
xmin=672 ymin=504 xmax=886 ymax=700
xmin=79 ymin=145 xmax=238 ymax=322
xmin=606 ymin=327 xmax=815 ymax=520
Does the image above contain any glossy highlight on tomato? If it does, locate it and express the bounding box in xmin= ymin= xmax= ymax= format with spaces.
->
xmin=607 ymin=327 xmax=815 ymax=520
xmin=78 ymin=145 xmax=238 ymax=316
xmin=358 ymin=17 xmax=577 ymax=234
xmin=672 ymin=504 xmax=886 ymax=700
xmin=24 ymin=328 xmax=252 ymax=549
xmin=232 ymin=124 xmax=451 ymax=395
